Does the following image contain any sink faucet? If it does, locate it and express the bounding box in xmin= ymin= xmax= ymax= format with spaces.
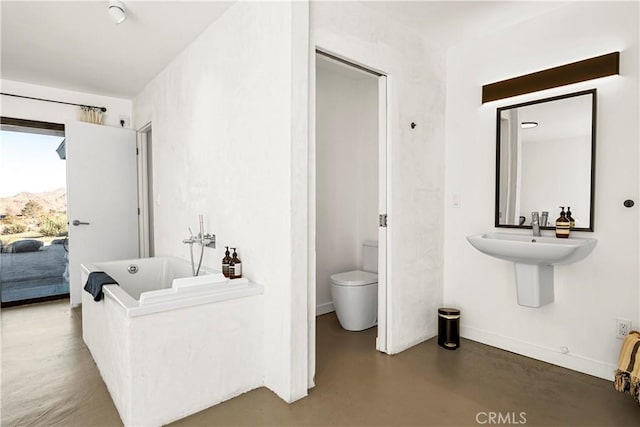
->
xmin=531 ymin=212 xmax=541 ymax=237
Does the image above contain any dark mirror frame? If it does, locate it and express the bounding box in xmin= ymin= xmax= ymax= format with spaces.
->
xmin=494 ymin=89 xmax=597 ymax=232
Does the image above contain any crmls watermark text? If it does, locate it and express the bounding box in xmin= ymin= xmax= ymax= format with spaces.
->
xmin=475 ymin=412 xmax=527 ymax=425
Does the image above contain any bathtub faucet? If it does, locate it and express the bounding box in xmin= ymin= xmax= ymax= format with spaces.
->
xmin=182 ymin=216 xmax=216 ymax=248
xmin=182 ymin=234 xmax=215 ymax=247
xmin=183 ymin=214 xmax=216 ymax=276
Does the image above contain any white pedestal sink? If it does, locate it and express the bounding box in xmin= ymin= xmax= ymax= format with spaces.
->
xmin=467 ymin=232 xmax=597 ymax=307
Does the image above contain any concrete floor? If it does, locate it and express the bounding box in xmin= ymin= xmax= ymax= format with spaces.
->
xmin=1 ymin=300 xmax=638 ymax=426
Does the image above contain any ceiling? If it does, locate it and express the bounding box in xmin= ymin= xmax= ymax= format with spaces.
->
xmin=1 ymin=1 xmax=570 ymax=100
xmin=360 ymin=1 xmax=570 ymax=47
xmin=1 ymin=1 xmax=234 ymax=98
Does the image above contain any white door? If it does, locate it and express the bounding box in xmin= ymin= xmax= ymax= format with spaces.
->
xmin=65 ymin=122 xmax=139 ymax=305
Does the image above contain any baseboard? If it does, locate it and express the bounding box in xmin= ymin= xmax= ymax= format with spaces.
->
xmin=462 ymin=325 xmax=616 ymax=381
xmin=316 ymin=302 xmax=334 ymax=316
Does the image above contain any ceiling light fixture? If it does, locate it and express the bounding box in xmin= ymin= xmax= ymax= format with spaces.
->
xmin=108 ymin=0 xmax=127 ymax=24
xmin=521 ymin=121 xmax=538 ymax=129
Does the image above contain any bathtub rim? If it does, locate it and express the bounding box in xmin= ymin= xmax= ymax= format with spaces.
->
xmin=81 ymin=257 xmax=264 ymax=317
xmin=102 ymin=282 xmax=263 ymax=317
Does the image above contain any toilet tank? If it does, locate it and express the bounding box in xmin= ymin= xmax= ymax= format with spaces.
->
xmin=362 ymin=241 xmax=378 ymax=273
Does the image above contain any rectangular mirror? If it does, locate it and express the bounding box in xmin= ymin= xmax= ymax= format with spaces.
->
xmin=495 ymin=89 xmax=596 ymax=231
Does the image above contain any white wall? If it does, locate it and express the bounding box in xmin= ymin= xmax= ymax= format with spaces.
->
xmin=133 ymin=1 xmax=309 ymax=403
xmin=315 ymin=59 xmax=378 ymax=315
xmin=0 ymin=79 xmax=132 ymax=128
xmin=445 ymin=1 xmax=639 ymax=379
xmin=310 ymin=1 xmax=446 ymax=358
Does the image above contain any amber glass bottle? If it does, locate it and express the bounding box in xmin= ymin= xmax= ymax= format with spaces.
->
xmin=566 ymin=206 xmax=575 ymax=229
xmin=555 ymin=206 xmax=570 ymax=238
xmin=230 ymin=248 xmax=242 ymax=279
xmin=222 ymin=246 xmax=231 ymax=278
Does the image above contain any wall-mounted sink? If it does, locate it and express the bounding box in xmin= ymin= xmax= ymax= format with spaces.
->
xmin=466 ymin=232 xmax=597 ymax=265
xmin=467 ymin=232 xmax=597 ymax=308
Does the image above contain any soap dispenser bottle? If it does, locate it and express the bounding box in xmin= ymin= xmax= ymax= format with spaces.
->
xmin=566 ymin=206 xmax=575 ymax=229
xmin=222 ymin=246 xmax=231 ymax=278
xmin=230 ymin=248 xmax=242 ymax=279
xmin=555 ymin=206 xmax=570 ymax=238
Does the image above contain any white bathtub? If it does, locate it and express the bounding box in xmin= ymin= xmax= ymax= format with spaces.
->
xmin=81 ymin=256 xmax=261 ymax=317
xmin=81 ymin=257 xmax=264 ymax=426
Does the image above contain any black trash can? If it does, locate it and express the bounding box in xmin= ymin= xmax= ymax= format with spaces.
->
xmin=438 ymin=307 xmax=460 ymax=350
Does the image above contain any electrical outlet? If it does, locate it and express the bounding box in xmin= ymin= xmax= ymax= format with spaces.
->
xmin=616 ymin=318 xmax=632 ymax=339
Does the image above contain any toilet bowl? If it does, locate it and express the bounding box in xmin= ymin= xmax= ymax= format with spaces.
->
xmin=330 ymin=241 xmax=378 ymax=331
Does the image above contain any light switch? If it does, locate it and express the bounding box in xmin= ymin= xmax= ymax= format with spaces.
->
xmin=453 ymin=194 xmax=461 ymax=208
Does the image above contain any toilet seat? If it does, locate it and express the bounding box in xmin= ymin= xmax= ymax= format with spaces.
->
xmin=331 ymin=270 xmax=377 ymax=287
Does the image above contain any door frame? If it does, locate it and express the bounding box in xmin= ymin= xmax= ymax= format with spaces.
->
xmin=136 ymin=122 xmax=152 ymax=258
xmin=309 ymin=48 xmax=391 ymax=386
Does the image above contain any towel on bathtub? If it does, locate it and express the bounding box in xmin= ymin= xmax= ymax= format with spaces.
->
xmin=614 ymin=330 xmax=640 ymax=405
xmin=84 ymin=272 xmax=119 ymax=302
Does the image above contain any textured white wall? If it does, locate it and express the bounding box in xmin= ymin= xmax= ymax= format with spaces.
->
xmin=315 ymin=60 xmax=378 ymax=315
xmin=133 ymin=1 xmax=309 ymax=403
xmin=310 ymin=1 xmax=447 ymax=355
xmin=445 ymin=1 xmax=639 ymax=379
xmin=0 ymin=79 xmax=132 ymax=127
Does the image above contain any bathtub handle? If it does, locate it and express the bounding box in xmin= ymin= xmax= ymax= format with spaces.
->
xmin=72 ymin=219 xmax=91 ymax=226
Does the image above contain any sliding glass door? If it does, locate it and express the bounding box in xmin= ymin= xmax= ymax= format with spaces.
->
xmin=0 ymin=118 xmax=69 ymax=306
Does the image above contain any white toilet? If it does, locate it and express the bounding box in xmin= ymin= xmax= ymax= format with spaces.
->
xmin=330 ymin=241 xmax=378 ymax=331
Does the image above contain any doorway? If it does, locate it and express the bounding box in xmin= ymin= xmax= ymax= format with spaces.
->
xmin=137 ymin=124 xmax=155 ymax=257
xmin=0 ymin=118 xmax=69 ymax=306
xmin=311 ymin=50 xmax=389 ymax=379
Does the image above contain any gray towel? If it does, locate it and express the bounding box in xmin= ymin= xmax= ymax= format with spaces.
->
xmin=84 ymin=272 xmax=118 ymax=301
